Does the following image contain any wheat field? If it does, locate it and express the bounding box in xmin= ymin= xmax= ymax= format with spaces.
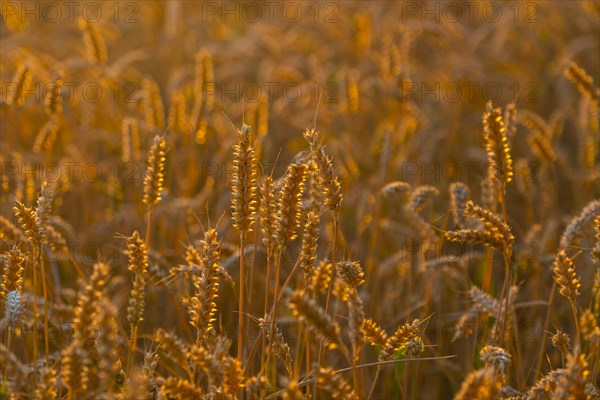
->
xmin=0 ymin=1 xmax=599 ymax=399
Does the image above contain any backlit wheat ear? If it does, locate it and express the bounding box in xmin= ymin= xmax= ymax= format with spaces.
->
xmin=1 ymin=245 xmax=25 ymax=298
xmin=61 ymin=341 xmax=91 ymax=397
xmin=362 ymin=319 xmax=388 ymax=347
xmin=483 ymin=101 xmax=513 ymax=190
xmin=275 ymin=162 xmax=308 ymax=245
xmin=528 ymin=131 xmax=556 ymax=164
xmin=161 ymin=378 xmax=204 ymax=398
xmin=479 ymin=345 xmax=511 ymax=379
xmin=35 ymin=367 xmax=58 ymax=399
xmin=231 ymin=123 xmax=258 ymax=236
xmin=289 ymin=290 xmax=340 ymax=349
xmin=73 ymin=262 xmax=110 ymax=343
xmin=121 ymin=117 xmax=140 ymax=162
xmin=126 ymin=231 xmax=149 ymax=341
xmin=142 ymin=78 xmax=166 ymax=130
xmin=379 ymin=319 xmax=421 ymax=361
xmin=563 ymin=61 xmax=600 ymax=103
xmin=407 ymin=185 xmax=439 ymax=214
xmin=552 ymin=351 xmax=591 ymax=399
xmin=33 ymin=116 xmax=60 ymax=154
xmin=381 ymin=181 xmax=411 ymax=198
xmin=298 ymin=211 xmax=320 ymax=279
xmin=317 ymin=367 xmax=353 ymax=399
xmin=78 ymin=17 xmax=107 ymax=64
xmin=303 ymin=129 xmax=343 ymax=210
xmin=446 ymin=200 xmax=514 ymax=255
xmin=560 ymin=199 xmax=600 ymax=250
xmin=449 ymin=182 xmax=471 ymax=228
xmin=13 ymin=200 xmax=43 ymax=244
xmin=259 ymin=176 xmax=278 ymax=253
xmin=309 ymin=261 xmax=332 ymax=294
xmin=454 ymin=367 xmax=502 ymax=400
xmin=143 ymin=135 xmax=167 ymax=207
xmin=551 ymin=329 xmax=571 ymax=364
xmin=553 ymin=250 xmax=580 ymax=304
xmin=7 ymin=63 xmax=31 ymax=105
xmin=592 ymin=215 xmax=600 ymax=268
xmin=95 ymin=300 xmax=120 ymax=396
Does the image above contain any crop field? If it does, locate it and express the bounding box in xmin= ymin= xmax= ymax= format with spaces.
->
xmin=0 ymin=1 xmax=599 ymax=399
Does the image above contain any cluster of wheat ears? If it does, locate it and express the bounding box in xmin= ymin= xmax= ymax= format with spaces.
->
xmin=1 ymin=2 xmax=599 ymax=399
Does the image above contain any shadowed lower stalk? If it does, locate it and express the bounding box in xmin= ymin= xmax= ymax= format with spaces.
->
xmin=238 ymin=234 xmax=246 ymax=362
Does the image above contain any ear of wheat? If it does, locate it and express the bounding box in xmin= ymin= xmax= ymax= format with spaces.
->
xmin=143 ymin=135 xmax=167 ymax=207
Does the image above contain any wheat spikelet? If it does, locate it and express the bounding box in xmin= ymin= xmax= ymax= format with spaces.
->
xmin=362 ymin=318 xmax=388 ymax=347
xmin=61 ymin=341 xmax=91 ymax=397
xmin=527 ymin=369 xmax=565 ymax=399
xmin=381 ymin=181 xmax=411 ymax=197
xmin=94 ymin=300 xmax=120 ymax=397
xmin=407 ymin=185 xmax=439 ymax=213
xmin=275 ymin=162 xmax=308 ymax=245
xmin=580 ymin=309 xmax=599 ymax=339
xmin=183 ymin=262 xmax=220 ymax=340
xmin=309 ymin=261 xmax=332 ymax=294
xmin=449 ymin=182 xmax=471 ymax=227
xmin=504 ymin=103 xmax=518 ymax=139
xmin=231 ymin=124 xmax=258 ymax=235
xmin=1 ymin=245 xmax=24 ymax=297
xmin=283 ymin=380 xmax=305 ymax=400
xmin=298 ymin=211 xmax=320 ymax=279
xmin=160 ymin=377 xmax=204 ymax=398
xmin=7 ymin=63 xmax=31 ymax=105
xmin=483 ymin=101 xmax=513 ymax=189
xmin=552 ymin=351 xmax=592 ymax=399
xmin=0 ymin=216 xmax=26 ymax=242
xmin=317 ymin=366 xmax=353 ymax=399
xmin=143 ymin=135 xmax=167 ymax=207
xmin=121 ymin=117 xmax=140 ymax=162
xmin=13 ymin=200 xmax=43 ymax=244
xmin=348 ymin=289 xmax=366 ymax=352
xmin=78 ymin=17 xmax=107 ymax=64
xmin=454 ymin=367 xmax=502 ymax=400
xmin=563 ymin=62 xmax=600 ymax=103
xmin=259 ymin=316 xmax=293 ymax=377
xmin=379 ymin=319 xmax=421 ymax=361
xmin=289 ymin=290 xmax=340 ymax=349
xmin=259 ymin=176 xmax=278 ymax=252
xmin=345 ymin=69 xmax=360 ymax=114
xmin=303 ymin=129 xmax=343 ymax=210
xmin=167 ymin=90 xmax=190 ymax=134
xmin=553 ymin=250 xmax=580 ymax=304
xmin=34 ymin=367 xmax=58 ymax=400
xmin=446 ymin=200 xmax=514 ymax=254
xmin=33 ymin=116 xmax=60 ymax=154
xmin=142 ymin=78 xmax=165 ymax=130
xmin=528 ymin=131 xmax=556 ymax=164
xmin=336 ymin=260 xmax=365 ymax=288
xmin=155 ymin=329 xmax=190 ymax=368
xmin=5 ymin=290 xmax=24 ymax=328
xmin=479 ymin=345 xmax=511 ymax=377
xmin=551 ymin=329 xmax=571 ymax=360
xmin=73 ymin=262 xmax=110 ymax=343
xmin=126 ymin=231 xmax=149 ymax=337
xmin=560 ymin=199 xmax=600 ymax=250
xmin=222 ymin=356 xmax=245 ymax=395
